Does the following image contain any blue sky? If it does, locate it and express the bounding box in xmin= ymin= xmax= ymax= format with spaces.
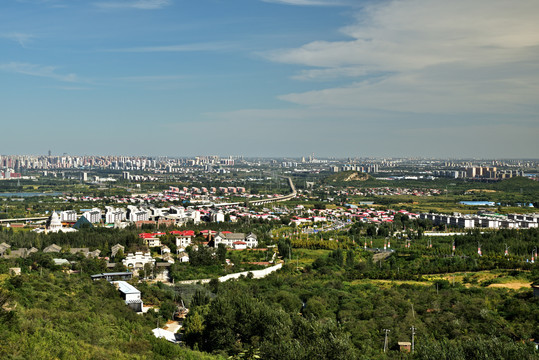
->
xmin=1 ymin=0 xmax=538 ymax=158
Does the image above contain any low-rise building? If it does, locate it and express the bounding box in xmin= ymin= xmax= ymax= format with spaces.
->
xmin=214 ymin=232 xmax=258 ymax=248
xmin=122 ymin=252 xmax=155 ymax=270
xmin=90 ymin=272 xmax=133 ymax=281
xmin=112 ymin=281 xmax=143 ymax=312
xmin=144 ymin=237 xmax=161 ymax=248
xmin=111 ymin=244 xmax=125 ymax=258
xmin=43 ymin=244 xmax=62 ymax=253
xmin=174 ymin=230 xmax=195 ymax=248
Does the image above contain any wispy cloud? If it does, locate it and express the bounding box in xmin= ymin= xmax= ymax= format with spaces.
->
xmin=0 ymin=33 xmax=35 ymax=47
xmin=0 ymin=62 xmax=78 ymax=82
xmin=103 ymin=42 xmax=233 ymax=53
xmin=93 ymin=0 xmax=171 ymax=10
xmin=262 ymin=0 xmax=539 ymax=115
xmin=262 ymin=0 xmax=344 ymax=6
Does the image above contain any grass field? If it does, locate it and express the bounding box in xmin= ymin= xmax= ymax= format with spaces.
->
xmin=343 ymin=270 xmax=533 ymax=290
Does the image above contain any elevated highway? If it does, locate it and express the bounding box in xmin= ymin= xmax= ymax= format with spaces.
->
xmin=205 ymin=176 xmax=297 ymax=208
xmin=0 ymin=216 xmax=48 ymax=223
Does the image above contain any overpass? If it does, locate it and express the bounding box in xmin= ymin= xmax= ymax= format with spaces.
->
xmin=203 ymin=176 xmax=297 ymax=208
xmin=248 ymin=176 xmax=297 ymax=206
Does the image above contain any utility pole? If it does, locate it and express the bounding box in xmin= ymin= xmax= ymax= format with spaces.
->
xmin=411 ymin=326 xmax=416 ymax=353
xmin=383 ymin=329 xmax=390 ymax=353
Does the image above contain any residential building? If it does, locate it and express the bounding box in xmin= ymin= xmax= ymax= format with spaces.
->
xmin=60 ymin=210 xmax=78 ymax=222
xmin=82 ymin=208 xmax=102 ymax=224
xmin=213 ymin=232 xmax=258 ymax=248
xmin=43 ymin=244 xmax=62 ymax=253
xmin=111 ymin=244 xmax=125 ymax=258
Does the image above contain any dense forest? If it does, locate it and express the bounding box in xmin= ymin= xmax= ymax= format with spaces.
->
xmin=181 ymin=265 xmax=538 ymax=359
xmin=0 ymin=272 xmax=223 ymax=359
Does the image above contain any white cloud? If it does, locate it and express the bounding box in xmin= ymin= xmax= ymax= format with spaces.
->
xmin=0 ymin=33 xmax=35 ymax=47
xmin=264 ymin=0 xmax=539 ymax=115
xmin=0 ymin=62 xmax=78 ymax=82
xmin=94 ymin=0 xmax=171 ymax=10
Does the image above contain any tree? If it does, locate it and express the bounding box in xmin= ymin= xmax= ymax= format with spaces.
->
xmin=143 ymin=263 xmax=153 ymax=279
xmin=184 ymin=310 xmax=205 ymax=348
xmin=114 ymin=248 xmax=125 ymax=261
xmin=278 ymin=239 xmax=292 ymax=260
xmin=345 ymin=249 xmax=355 ymax=268
xmin=217 ymin=244 xmax=227 ymax=264
xmin=191 ymin=289 xmax=211 ymax=308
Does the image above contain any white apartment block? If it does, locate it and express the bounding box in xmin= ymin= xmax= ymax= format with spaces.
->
xmin=105 ymin=206 xmax=127 ymax=223
xmin=60 ymin=210 xmax=78 ymax=222
xmin=420 ymin=212 xmax=539 ymax=229
xmin=127 ymin=205 xmax=150 ymax=222
xmin=211 ymin=210 xmax=225 ymax=223
xmin=82 ymin=208 xmax=102 ymax=223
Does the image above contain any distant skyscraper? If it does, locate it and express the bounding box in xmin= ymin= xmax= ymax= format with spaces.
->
xmin=48 ymin=150 xmax=51 ymax=157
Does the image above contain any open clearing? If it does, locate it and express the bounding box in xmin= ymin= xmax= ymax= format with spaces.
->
xmin=488 ymin=282 xmax=532 ymax=289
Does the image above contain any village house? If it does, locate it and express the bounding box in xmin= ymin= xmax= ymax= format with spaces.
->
xmin=111 ymin=244 xmax=125 ymax=258
xmin=0 ymin=242 xmax=11 ymax=256
xmin=173 ymin=230 xmax=195 ymax=249
xmin=144 ymin=237 xmax=161 ymax=248
xmin=43 ymin=244 xmax=62 ymax=253
xmin=178 ymin=252 xmax=189 ymax=263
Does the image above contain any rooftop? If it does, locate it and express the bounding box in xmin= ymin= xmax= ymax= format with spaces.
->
xmin=111 ymin=281 xmax=140 ymax=295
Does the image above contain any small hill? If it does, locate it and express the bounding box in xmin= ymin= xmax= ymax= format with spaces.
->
xmin=325 ymin=171 xmax=371 ymax=183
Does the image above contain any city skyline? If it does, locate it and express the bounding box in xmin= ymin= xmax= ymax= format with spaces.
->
xmin=1 ymin=0 xmax=538 ymax=158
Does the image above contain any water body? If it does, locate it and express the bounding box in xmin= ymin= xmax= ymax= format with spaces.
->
xmin=0 ymin=192 xmax=63 ymax=198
